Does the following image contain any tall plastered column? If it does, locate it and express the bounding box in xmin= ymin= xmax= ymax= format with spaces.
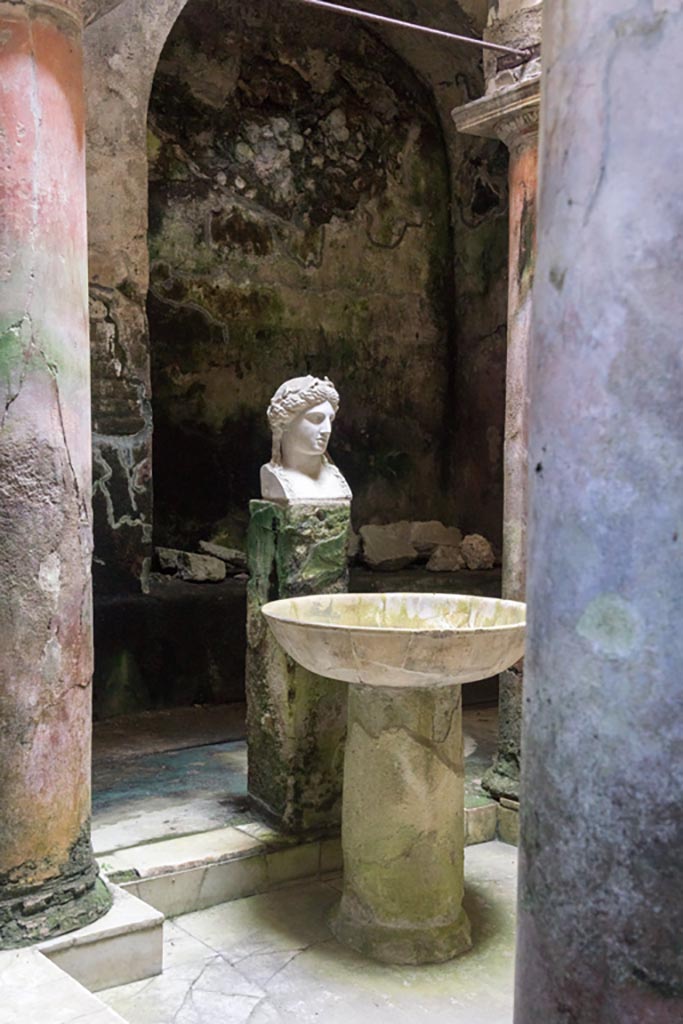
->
xmin=453 ymin=68 xmax=540 ymax=801
xmin=0 ymin=0 xmax=111 ymax=946
xmin=516 ymin=2 xmax=683 ymax=1020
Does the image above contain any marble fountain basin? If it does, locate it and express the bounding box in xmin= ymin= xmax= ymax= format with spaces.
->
xmin=261 ymin=592 xmax=526 ymax=688
xmin=261 ymin=591 xmax=526 ymax=966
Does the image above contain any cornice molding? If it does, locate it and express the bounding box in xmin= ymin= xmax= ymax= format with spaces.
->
xmin=451 ymin=75 xmax=540 ymax=154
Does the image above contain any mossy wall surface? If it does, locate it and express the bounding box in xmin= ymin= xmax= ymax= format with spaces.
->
xmin=87 ymin=0 xmax=508 ymax=595
xmin=148 ymin=0 xmax=462 ymax=549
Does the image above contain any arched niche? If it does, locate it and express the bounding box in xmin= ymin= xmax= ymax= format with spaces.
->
xmin=85 ymin=0 xmax=509 ymax=718
xmin=148 ymin=0 xmax=456 ymax=550
xmin=85 ymin=0 xmax=509 ymax=592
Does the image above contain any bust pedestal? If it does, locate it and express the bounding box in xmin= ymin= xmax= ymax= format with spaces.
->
xmin=245 ymin=499 xmax=351 ymax=834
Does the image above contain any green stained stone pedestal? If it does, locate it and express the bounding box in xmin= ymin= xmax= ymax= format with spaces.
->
xmin=246 ymin=500 xmax=350 ymax=835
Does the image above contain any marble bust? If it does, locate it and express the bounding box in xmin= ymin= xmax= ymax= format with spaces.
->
xmin=260 ymin=375 xmax=352 ymax=504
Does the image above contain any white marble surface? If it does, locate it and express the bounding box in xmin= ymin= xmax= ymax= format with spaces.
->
xmin=261 ymin=375 xmax=351 ymax=503
xmin=263 ymin=593 xmax=526 ymax=687
xmin=0 ymin=947 xmax=128 ymax=1024
xmin=38 ymin=884 xmax=163 ymax=992
xmin=102 ymin=826 xmax=263 ymax=879
xmin=100 ymin=841 xmax=517 ymax=1024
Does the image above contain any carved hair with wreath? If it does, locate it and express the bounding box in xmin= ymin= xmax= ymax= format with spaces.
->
xmin=267 ymin=375 xmax=340 ymax=465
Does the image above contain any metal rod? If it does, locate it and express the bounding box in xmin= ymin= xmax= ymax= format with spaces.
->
xmin=289 ymin=0 xmax=529 ymax=57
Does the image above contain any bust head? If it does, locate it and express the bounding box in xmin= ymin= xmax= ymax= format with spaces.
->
xmin=261 ymin=375 xmax=351 ymax=504
xmin=267 ymin=376 xmax=340 ymax=465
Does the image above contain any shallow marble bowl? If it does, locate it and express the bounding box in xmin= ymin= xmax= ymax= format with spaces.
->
xmin=262 ymin=593 xmax=526 ymax=688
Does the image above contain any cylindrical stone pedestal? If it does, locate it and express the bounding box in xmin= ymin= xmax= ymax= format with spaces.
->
xmin=0 ymin=0 xmax=111 ymax=947
xmin=516 ymin=2 xmax=683 ymax=1020
xmin=332 ymin=684 xmax=471 ymax=965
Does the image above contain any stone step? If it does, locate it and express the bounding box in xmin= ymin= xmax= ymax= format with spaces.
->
xmin=100 ymin=802 xmax=497 ymax=918
xmin=38 ymin=882 xmax=163 ymax=993
xmin=0 ymin=946 xmax=129 ymax=1024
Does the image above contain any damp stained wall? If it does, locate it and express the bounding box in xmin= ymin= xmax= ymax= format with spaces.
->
xmin=148 ymin=0 xmax=459 ymax=549
xmin=86 ymin=0 xmax=508 ymax=592
xmin=84 ymin=0 xmax=508 ymax=716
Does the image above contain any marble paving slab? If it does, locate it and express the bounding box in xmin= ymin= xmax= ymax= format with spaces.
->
xmin=100 ymin=841 xmax=517 ymax=1024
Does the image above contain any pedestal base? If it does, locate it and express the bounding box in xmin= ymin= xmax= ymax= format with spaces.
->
xmin=336 ymin=683 xmax=471 ymax=965
xmin=331 ymin=900 xmax=471 ymax=965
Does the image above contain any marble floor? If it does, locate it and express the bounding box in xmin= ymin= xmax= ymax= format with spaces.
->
xmin=92 ymin=704 xmax=499 ymax=855
xmin=99 ymin=840 xmax=517 ymax=1024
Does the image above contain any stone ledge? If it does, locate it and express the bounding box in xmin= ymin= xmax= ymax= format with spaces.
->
xmin=39 ymin=882 xmax=163 ymax=993
xmin=0 ymin=946 xmax=128 ymax=1024
xmin=497 ymin=801 xmax=520 ymax=847
xmin=99 ymin=803 xmax=495 ymax=917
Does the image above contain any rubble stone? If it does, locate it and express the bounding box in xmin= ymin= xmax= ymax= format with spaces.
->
xmin=461 ymin=534 xmax=495 ymax=571
xmin=360 ymin=523 xmax=418 ymax=571
xmin=410 ymin=521 xmax=463 ymax=556
xmin=156 ymin=547 xmax=227 ymax=583
xmin=426 ymin=545 xmax=466 ymax=572
xmin=199 ymin=540 xmax=248 ymax=573
xmin=347 ymin=529 xmax=361 ymax=561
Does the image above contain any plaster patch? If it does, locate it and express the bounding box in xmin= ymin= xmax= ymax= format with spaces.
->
xmin=41 ymin=635 xmax=63 ymax=683
xmin=576 ymin=593 xmax=641 ymax=659
xmin=38 ymin=551 xmax=61 ymax=600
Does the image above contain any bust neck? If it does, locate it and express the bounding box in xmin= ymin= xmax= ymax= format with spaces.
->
xmin=281 ymin=451 xmax=325 ymax=479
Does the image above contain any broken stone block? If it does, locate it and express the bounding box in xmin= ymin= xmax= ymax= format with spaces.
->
xmin=461 ymin=534 xmax=495 ymax=571
xmin=410 ymin=521 xmax=463 ymax=556
xmin=199 ymin=540 xmax=248 ymax=574
xmin=347 ymin=529 xmax=361 ymax=562
xmin=426 ymin=545 xmax=466 ymax=572
xmin=156 ymin=547 xmax=226 ymax=583
xmin=360 ymin=522 xmax=418 ymax=571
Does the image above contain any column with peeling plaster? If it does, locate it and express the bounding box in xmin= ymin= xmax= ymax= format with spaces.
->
xmin=0 ymin=0 xmax=111 ymax=946
xmin=452 ymin=2 xmax=541 ymax=805
xmin=516 ymin=1 xmax=683 ymax=1020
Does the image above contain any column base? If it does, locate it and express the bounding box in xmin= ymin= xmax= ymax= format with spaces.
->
xmin=331 ymin=898 xmax=472 ymax=965
xmin=0 ymin=872 xmax=112 ymax=950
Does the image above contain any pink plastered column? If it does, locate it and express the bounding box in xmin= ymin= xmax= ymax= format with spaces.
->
xmin=0 ymin=0 xmax=110 ymax=946
xmin=453 ymin=76 xmax=540 ymax=801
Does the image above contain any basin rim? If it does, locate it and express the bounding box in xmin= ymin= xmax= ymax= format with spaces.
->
xmin=262 ymin=592 xmax=526 ymax=636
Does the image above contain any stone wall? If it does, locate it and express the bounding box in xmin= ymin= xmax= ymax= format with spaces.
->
xmin=149 ymin=0 xmax=459 ymax=549
xmin=84 ymin=0 xmax=509 ymax=715
xmin=85 ymin=0 xmax=509 ymax=591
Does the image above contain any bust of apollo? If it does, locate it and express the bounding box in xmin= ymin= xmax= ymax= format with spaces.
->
xmin=260 ymin=375 xmax=352 ymax=504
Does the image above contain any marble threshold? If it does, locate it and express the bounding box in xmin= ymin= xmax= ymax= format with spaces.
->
xmin=97 ymin=798 xmax=500 ymax=919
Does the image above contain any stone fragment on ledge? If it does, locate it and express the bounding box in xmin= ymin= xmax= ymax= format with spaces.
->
xmin=360 ymin=523 xmax=418 ymax=570
xmin=156 ymin=547 xmax=226 ymax=583
xmin=410 ymin=521 xmax=463 ymax=556
xmin=347 ymin=528 xmax=361 ymax=562
xmin=461 ymin=534 xmax=495 ymax=571
xmin=199 ymin=540 xmax=248 ymax=574
xmin=426 ymin=545 xmax=466 ymax=572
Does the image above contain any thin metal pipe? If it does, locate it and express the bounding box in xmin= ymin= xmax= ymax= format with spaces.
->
xmin=289 ymin=0 xmax=529 ymax=57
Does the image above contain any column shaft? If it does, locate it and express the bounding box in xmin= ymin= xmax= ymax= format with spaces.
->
xmin=516 ymin=2 xmax=683 ymax=1019
xmin=0 ymin=0 xmax=110 ymax=946
xmin=452 ymin=78 xmax=540 ymax=805
xmin=486 ymin=138 xmax=538 ymax=800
